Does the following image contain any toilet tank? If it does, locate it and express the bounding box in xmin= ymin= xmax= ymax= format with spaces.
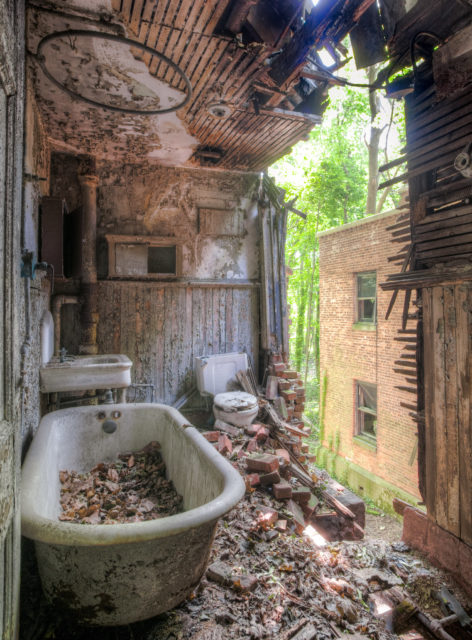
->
xmin=194 ymin=352 xmax=248 ymax=396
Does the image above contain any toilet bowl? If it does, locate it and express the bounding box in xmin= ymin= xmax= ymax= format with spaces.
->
xmin=213 ymin=391 xmax=259 ymax=427
xmin=194 ymin=353 xmax=259 ymax=427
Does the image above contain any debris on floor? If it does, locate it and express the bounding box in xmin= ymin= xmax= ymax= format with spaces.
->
xmin=58 ymin=440 xmax=183 ymax=524
xmin=20 ymin=356 xmax=472 ymax=639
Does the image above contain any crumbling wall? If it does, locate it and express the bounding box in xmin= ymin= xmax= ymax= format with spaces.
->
xmin=48 ymin=161 xmax=261 ymax=403
xmin=96 ymin=164 xmax=260 ymax=403
xmin=21 ymin=79 xmax=52 ymax=447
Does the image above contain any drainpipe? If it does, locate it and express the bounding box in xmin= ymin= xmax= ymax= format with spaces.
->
xmin=78 ymin=171 xmax=99 ymax=355
xmin=52 ymin=295 xmax=80 ymax=356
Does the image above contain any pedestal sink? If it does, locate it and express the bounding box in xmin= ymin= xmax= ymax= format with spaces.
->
xmin=40 ymin=354 xmax=132 ymax=393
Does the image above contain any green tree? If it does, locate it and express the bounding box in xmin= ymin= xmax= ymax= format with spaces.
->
xmin=270 ymin=65 xmax=405 ymax=431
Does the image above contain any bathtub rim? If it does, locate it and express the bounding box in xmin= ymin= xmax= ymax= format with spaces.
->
xmin=21 ymin=403 xmax=245 ymax=547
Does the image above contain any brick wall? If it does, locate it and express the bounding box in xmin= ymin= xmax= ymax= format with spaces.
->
xmin=319 ymin=210 xmax=420 ymax=499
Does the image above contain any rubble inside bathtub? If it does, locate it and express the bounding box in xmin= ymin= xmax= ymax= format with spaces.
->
xmin=59 ymin=441 xmax=184 ymax=524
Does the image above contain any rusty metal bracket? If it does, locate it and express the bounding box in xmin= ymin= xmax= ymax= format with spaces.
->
xmin=31 ymin=29 xmax=192 ymax=115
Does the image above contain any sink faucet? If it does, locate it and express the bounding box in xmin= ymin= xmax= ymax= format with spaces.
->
xmin=59 ymin=347 xmax=67 ymax=363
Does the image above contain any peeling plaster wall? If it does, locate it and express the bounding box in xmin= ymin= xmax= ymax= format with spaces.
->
xmin=22 ymin=80 xmax=52 ymax=446
xmin=27 ymin=5 xmax=198 ymax=165
xmin=96 ymin=163 xmax=260 ymax=281
xmin=48 ymin=158 xmax=262 ymax=403
xmin=95 ymin=164 xmax=261 ymax=403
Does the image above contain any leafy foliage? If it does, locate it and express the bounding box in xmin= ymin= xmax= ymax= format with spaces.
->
xmin=270 ymin=64 xmax=405 ymax=435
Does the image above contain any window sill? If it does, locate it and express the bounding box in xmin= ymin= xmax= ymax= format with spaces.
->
xmin=352 ymin=322 xmax=377 ymax=331
xmin=353 ymin=434 xmax=377 ymax=452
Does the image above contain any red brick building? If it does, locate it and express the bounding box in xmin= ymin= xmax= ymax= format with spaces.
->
xmin=317 ymin=209 xmax=421 ymax=510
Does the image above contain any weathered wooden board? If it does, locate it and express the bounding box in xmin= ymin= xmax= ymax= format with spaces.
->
xmin=97 ymin=282 xmax=259 ymax=404
xmin=456 ymin=284 xmax=472 ymax=545
xmin=422 ymin=285 xmax=472 ymax=542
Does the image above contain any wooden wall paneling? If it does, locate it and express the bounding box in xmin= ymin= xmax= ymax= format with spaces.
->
xmin=153 ymin=287 xmax=165 ymax=400
xmin=203 ymin=287 xmax=216 ymax=355
xmin=183 ymin=286 xmax=193 ymax=391
xmin=219 ymin=287 xmax=226 ymax=355
xmin=212 ymin=287 xmax=220 ymax=354
xmin=191 ymin=286 xmax=203 ymax=359
xmin=97 ymin=283 xmax=259 ymax=403
xmin=251 ymin=287 xmax=260 ymax=374
xmin=432 ymin=287 xmax=448 ymax=530
xmin=422 ymin=288 xmax=436 ymax=519
xmin=225 ymin=288 xmax=235 ymax=353
xmin=443 ymin=286 xmax=460 ymax=537
xmin=456 ymin=283 xmax=472 ymax=544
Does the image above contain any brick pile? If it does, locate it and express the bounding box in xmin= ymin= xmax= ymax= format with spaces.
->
xmin=202 ymin=354 xmax=365 ymax=543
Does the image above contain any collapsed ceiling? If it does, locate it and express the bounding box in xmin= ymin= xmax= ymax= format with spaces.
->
xmin=27 ymin=0 xmax=472 ymax=170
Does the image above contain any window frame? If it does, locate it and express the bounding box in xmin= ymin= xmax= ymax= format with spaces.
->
xmin=354 ymin=380 xmax=377 ymax=447
xmin=105 ymin=234 xmax=183 ymax=279
xmin=356 ymin=271 xmax=377 ymax=324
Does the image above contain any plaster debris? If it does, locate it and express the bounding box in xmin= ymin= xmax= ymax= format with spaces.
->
xmin=58 ymin=441 xmax=183 ymax=523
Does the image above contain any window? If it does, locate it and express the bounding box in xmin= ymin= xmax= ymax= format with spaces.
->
xmin=105 ymin=235 xmax=182 ymax=278
xmin=355 ymin=381 xmax=377 ymax=443
xmin=356 ymin=272 xmax=376 ymax=323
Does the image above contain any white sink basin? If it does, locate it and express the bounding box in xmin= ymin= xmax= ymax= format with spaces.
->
xmin=40 ymin=354 xmax=132 ymax=393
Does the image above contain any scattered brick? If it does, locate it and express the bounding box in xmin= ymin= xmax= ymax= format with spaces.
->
xmin=246 ymin=453 xmax=279 ymax=473
xmin=276 ymin=448 xmax=291 ymax=465
xmin=260 ymin=470 xmax=281 ymax=486
xmin=290 ymin=441 xmax=301 ymax=456
xmin=273 ymin=481 xmax=292 ymax=500
xmin=245 ymin=473 xmax=260 ymax=487
xmin=233 ymin=574 xmax=258 ymax=593
xmin=275 ymin=519 xmax=287 ymax=532
xmin=278 ymin=379 xmax=291 ymax=391
xmin=214 ymin=419 xmax=240 ymax=437
xmin=203 ymin=431 xmax=219 ymax=442
xmin=283 ymin=370 xmax=298 ymax=379
xmin=247 ymin=438 xmax=259 ymax=453
xmin=245 ymin=423 xmax=262 ymax=436
xmin=292 ymin=487 xmax=312 ymax=504
xmin=218 ymin=433 xmax=232 ymax=456
xmin=295 ymin=387 xmax=305 ymax=396
xmin=281 ymin=389 xmax=297 ymax=402
xmin=255 ymin=425 xmax=270 ymax=442
xmin=286 ymin=499 xmax=306 ymax=534
xmin=273 ymin=362 xmax=286 ymax=373
xmin=301 ymin=443 xmax=309 ymax=454
xmin=302 ymin=504 xmax=315 ymax=519
xmin=207 ymin=561 xmax=233 ymax=586
xmin=256 ymin=506 xmax=278 ymax=528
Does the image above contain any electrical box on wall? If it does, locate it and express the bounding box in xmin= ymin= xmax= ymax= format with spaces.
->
xmin=40 ymin=197 xmax=68 ymax=277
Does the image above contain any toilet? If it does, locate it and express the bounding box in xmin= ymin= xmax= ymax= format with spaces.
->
xmin=194 ymin=353 xmax=259 ymax=427
xmin=213 ymin=390 xmax=259 ymax=427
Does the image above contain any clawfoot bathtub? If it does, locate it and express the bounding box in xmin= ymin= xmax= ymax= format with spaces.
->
xmin=21 ymin=404 xmax=245 ymax=626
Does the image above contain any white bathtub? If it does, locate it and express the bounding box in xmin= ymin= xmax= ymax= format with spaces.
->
xmin=21 ymin=404 xmax=245 ymax=626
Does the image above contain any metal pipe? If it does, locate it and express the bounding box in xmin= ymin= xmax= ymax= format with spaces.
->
xmin=52 ymin=295 xmax=80 ymax=356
